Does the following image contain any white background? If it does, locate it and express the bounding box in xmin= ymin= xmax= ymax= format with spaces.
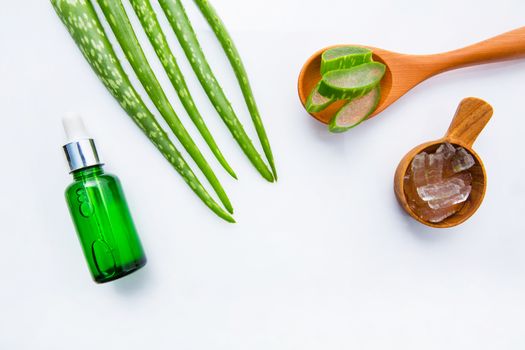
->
xmin=1 ymin=0 xmax=525 ymax=348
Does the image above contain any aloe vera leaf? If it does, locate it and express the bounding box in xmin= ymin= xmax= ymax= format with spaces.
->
xmin=128 ymin=0 xmax=237 ymax=180
xmin=95 ymin=0 xmax=233 ymax=214
xmin=306 ymin=81 xmax=336 ymax=113
xmin=321 ymin=46 xmax=372 ymax=75
xmin=50 ymin=0 xmax=234 ymax=223
xmin=318 ymin=62 xmax=386 ymax=100
xmin=159 ymin=0 xmax=274 ymax=182
xmin=193 ymin=0 xmax=277 ymax=180
xmin=328 ymin=85 xmax=380 ymax=133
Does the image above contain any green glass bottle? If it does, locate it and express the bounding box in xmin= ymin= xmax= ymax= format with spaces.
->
xmin=63 ymin=116 xmax=146 ymax=283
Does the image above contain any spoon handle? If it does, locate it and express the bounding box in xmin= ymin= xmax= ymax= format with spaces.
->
xmin=445 ymin=97 xmax=493 ymax=147
xmin=427 ymin=26 xmax=525 ymax=75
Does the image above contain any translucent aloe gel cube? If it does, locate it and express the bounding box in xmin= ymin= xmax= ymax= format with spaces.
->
xmin=63 ymin=115 xmax=146 ymax=283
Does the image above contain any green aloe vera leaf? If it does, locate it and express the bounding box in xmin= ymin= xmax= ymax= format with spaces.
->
xmin=318 ymin=62 xmax=386 ymax=100
xmin=193 ymin=0 xmax=277 ymax=180
xmin=306 ymin=81 xmax=336 ymax=113
xmin=129 ymin=0 xmax=237 ymax=180
xmin=96 ymin=0 xmax=233 ymax=214
xmin=159 ymin=0 xmax=274 ymax=182
xmin=328 ymin=85 xmax=381 ymax=133
xmin=50 ymin=0 xmax=234 ymax=223
xmin=321 ymin=46 xmax=372 ymax=75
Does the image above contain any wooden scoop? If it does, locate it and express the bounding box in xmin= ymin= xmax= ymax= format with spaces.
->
xmin=298 ymin=27 xmax=525 ymax=125
xmin=394 ymin=97 xmax=493 ymax=228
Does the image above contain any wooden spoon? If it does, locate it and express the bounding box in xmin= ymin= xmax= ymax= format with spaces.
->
xmin=394 ymin=97 xmax=493 ymax=228
xmin=298 ymin=27 xmax=524 ymax=125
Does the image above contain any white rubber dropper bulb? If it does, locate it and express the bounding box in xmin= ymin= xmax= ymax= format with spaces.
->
xmin=63 ymin=113 xmax=90 ymax=142
xmin=62 ymin=114 xmax=103 ymax=172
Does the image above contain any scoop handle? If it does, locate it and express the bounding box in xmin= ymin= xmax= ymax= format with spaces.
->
xmin=445 ymin=97 xmax=493 ymax=147
xmin=426 ymin=26 xmax=525 ymax=75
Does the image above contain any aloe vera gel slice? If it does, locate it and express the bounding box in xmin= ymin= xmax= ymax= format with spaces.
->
xmin=306 ymin=81 xmax=335 ymax=113
xmin=329 ymin=86 xmax=380 ymax=133
xmin=321 ymin=46 xmax=372 ymax=75
xmin=319 ymin=62 xmax=386 ymax=100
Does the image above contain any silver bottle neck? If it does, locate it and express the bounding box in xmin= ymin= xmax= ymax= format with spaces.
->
xmin=63 ymin=139 xmax=104 ymax=173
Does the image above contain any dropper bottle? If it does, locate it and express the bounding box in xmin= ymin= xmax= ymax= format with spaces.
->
xmin=63 ymin=115 xmax=146 ymax=283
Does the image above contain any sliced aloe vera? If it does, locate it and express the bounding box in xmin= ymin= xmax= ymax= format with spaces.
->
xmin=306 ymin=81 xmax=336 ymax=113
xmin=318 ymin=62 xmax=386 ymax=100
xmin=328 ymin=86 xmax=380 ymax=133
xmin=321 ymin=46 xmax=372 ymax=75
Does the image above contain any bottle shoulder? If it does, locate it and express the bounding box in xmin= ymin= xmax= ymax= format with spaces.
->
xmin=66 ymin=172 xmax=121 ymax=192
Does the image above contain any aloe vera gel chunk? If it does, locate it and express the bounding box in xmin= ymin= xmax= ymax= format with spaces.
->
xmin=329 ymin=86 xmax=380 ymax=133
xmin=321 ymin=46 xmax=372 ymax=75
